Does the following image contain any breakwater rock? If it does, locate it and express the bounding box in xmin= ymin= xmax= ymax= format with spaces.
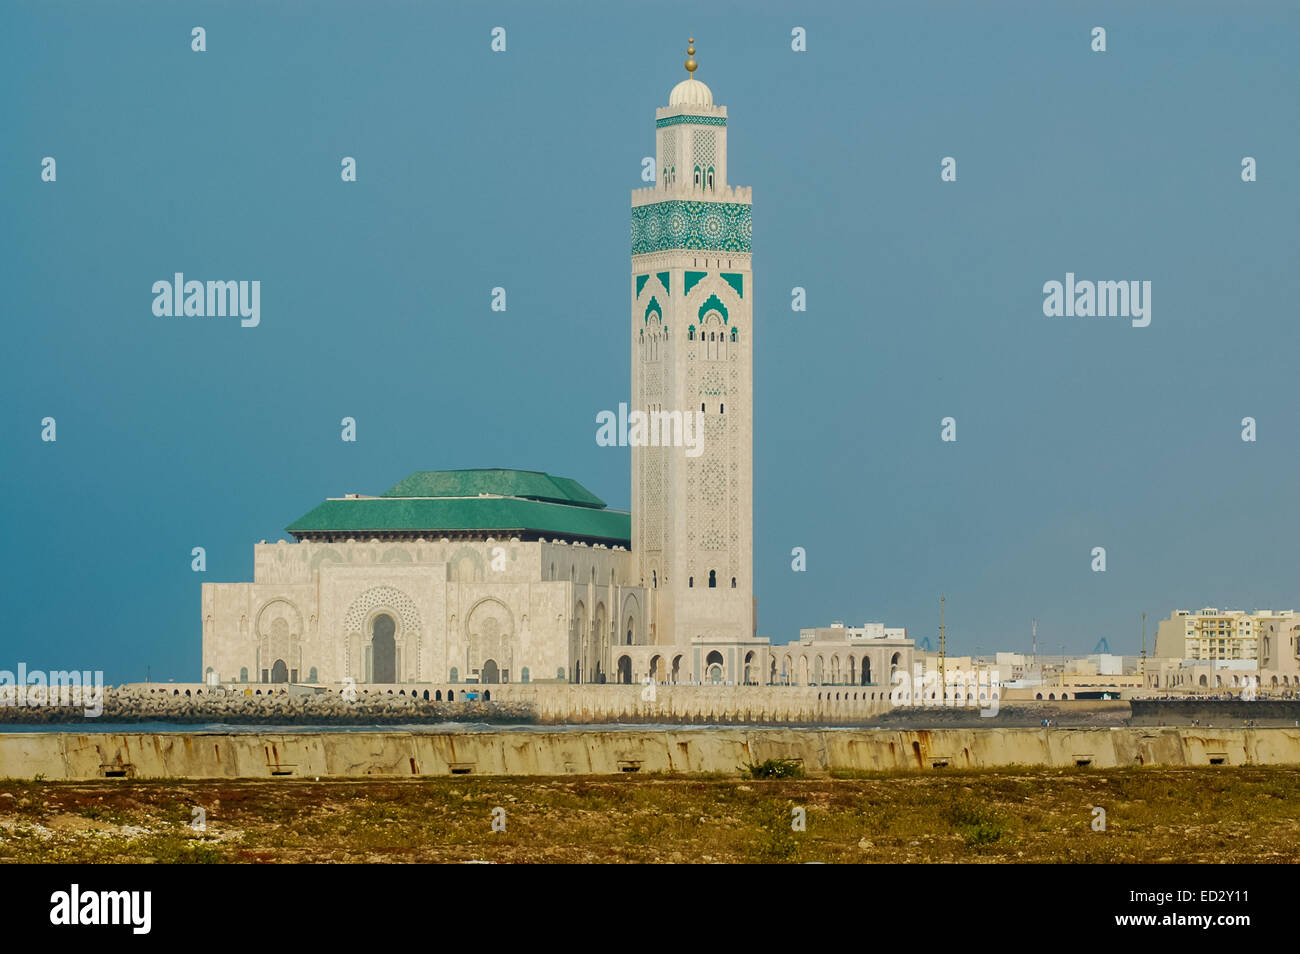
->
xmin=1130 ymin=698 xmax=1300 ymax=727
xmin=0 ymin=685 xmax=537 ymax=726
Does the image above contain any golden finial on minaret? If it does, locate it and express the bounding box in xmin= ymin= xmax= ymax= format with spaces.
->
xmin=685 ymin=37 xmax=698 ymax=75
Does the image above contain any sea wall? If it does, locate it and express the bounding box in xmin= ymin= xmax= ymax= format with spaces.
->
xmin=4 ymin=727 xmax=1299 ymax=780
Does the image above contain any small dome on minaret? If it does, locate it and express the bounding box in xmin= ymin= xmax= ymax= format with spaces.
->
xmin=669 ymin=37 xmax=713 ymax=106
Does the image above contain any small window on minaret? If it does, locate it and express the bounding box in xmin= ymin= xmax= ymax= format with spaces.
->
xmin=689 ymin=577 xmax=694 ymax=588
xmin=694 ymin=166 xmax=701 ymax=186
xmin=731 ymin=577 xmax=737 ymax=588
xmin=652 ymin=571 xmax=657 ymax=588
xmin=708 ymin=167 xmax=714 ymax=190
xmin=709 ymin=570 xmax=717 ymax=588
xmin=701 ymin=403 xmax=705 ymax=412
xmin=720 ymin=404 xmax=724 ymax=414
xmin=730 ymin=328 xmax=737 ymax=342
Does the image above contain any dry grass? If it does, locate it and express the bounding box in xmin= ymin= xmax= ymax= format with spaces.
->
xmin=2 ymin=766 xmax=1298 ymax=863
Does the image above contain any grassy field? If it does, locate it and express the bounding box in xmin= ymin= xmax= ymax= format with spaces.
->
xmin=2 ymin=766 xmax=1299 ymax=863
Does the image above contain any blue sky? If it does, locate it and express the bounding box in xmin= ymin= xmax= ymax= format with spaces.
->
xmin=2 ymin=0 xmax=1297 ymax=680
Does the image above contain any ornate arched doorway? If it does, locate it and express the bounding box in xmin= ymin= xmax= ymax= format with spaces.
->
xmin=706 ymin=650 xmax=724 ymax=684
xmin=481 ymin=659 xmax=500 ymax=684
xmin=271 ymin=659 xmax=288 ymax=683
xmin=371 ymin=613 xmax=396 ymax=683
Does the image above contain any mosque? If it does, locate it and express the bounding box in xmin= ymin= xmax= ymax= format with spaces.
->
xmin=201 ymin=42 xmax=912 ymax=693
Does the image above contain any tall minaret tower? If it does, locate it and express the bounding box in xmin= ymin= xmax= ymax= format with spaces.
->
xmin=631 ymin=40 xmax=754 ymax=660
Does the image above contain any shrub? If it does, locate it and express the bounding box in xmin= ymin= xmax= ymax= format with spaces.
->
xmin=948 ymin=798 xmax=1007 ymax=848
xmin=744 ymin=758 xmax=804 ymax=780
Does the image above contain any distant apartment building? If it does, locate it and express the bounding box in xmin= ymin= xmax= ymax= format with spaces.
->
xmin=800 ymin=621 xmax=909 ymax=642
xmin=1154 ymin=608 xmax=1295 ymax=661
xmin=993 ymin=652 xmax=1033 ymax=681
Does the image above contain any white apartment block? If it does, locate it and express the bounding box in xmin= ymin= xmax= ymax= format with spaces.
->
xmin=1154 ymin=607 xmax=1295 ymax=661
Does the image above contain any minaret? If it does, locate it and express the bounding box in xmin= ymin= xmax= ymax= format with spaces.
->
xmin=631 ymin=40 xmax=755 ymax=656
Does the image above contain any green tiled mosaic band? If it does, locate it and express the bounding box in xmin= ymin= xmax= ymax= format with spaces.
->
xmin=655 ymin=114 xmax=727 ymax=128
xmin=631 ymin=200 xmax=752 ymax=254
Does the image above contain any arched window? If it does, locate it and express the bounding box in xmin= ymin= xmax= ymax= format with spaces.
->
xmin=730 ymin=327 xmax=737 ymax=342
xmin=720 ymin=403 xmax=724 ymax=413
xmin=652 ymin=570 xmax=657 ymax=588
xmin=689 ymin=577 xmax=694 ymax=588
xmin=449 ymin=667 xmax=459 ymax=683
xmin=707 ymin=167 xmax=714 ymax=189
xmin=694 ymin=165 xmax=700 ymax=186
xmin=708 ymin=570 xmax=717 ymax=588
xmin=701 ymin=402 xmax=705 ymax=412
xmin=688 ymin=326 xmax=695 ymax=341
xmin=731 ymin=577 xmax=736 ymax=588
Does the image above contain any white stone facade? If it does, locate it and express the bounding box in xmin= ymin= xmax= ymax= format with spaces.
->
xmin=203 ymin=538 xmax=648 ymax=687
xmin=630 ymin=81 xmax=757 ymax=654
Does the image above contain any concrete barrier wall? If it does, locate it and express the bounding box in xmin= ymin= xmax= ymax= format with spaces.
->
xmin=4 ymin=727 xmax=1300 ymax=780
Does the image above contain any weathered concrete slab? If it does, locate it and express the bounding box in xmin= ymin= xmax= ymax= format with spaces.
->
xmin=4 ymin=727 xmax=1300 ymax=780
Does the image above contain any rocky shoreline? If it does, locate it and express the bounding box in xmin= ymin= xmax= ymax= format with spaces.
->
xmin=0 ymin=686 xmax=538 ymax=726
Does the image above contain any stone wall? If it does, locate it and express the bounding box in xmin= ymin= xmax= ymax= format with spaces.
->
xmin=3 ymin=727 xmax=1299 ymax=780
xmin=482 ymin=683 xmax=891 ymax=723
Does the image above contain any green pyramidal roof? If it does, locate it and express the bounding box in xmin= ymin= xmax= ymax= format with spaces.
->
xmin=381 ymin=469 xmax=606 ymax=508
xmin=285 ymin=469 xmax=628 ymax=545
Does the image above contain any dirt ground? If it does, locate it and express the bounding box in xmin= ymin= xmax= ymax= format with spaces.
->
xmin=3 ymin=765 xmax=1298 ymax=863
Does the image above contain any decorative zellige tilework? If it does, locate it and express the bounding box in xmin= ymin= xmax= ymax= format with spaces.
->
xmin=655 ymin=114 xmax=727 ymax=128
xmin=631 ymin=201 xmax=752 ymax=254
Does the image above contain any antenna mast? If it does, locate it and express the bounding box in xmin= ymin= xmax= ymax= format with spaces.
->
xmin=1140 ymin=611 xmax=1147 ymax=690
xmin=939 ymin=595 xmax=947 ymax=705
